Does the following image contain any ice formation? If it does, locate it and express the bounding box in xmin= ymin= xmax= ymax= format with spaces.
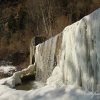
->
xmin=35 ymin=34 xmax=61 ymax=82
xmin=34 ymin=8 xmax=100 ymax=92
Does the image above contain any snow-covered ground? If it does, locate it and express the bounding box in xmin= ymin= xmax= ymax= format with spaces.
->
xmin=0 ymin=66 xmax=16 ymax=75
xmin=0 ymin=85 xmax=100 ymax=100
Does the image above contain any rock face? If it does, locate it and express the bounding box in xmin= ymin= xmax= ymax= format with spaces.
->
xmin=30 ymin=8 xmax=100 ymax=92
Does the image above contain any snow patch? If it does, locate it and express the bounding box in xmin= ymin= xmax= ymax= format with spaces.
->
xmin=0 ymin=65 xmax=16 ymax=75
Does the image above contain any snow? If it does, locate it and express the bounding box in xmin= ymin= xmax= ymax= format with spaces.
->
xmin=47 ymin=66 xmax=64 ymax=87
xmin=0 ymin=64 xmax=35 ymax=88
xmin=33 ymin=81 xmax=46 ymax=89
xmin=0 ymin=65 xmax=16 ymax=75
xmin=0 ymin=85 xmax=100 ymax=100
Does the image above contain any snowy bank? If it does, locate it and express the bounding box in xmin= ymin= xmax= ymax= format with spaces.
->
xmin=0 ymin=85 xmax=100 ymax=100
xmin=0 ymin=64 xmax=35 ymax=88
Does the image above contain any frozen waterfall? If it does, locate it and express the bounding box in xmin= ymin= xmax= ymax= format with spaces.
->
xmin=0 ymin=8 xmax=100 ymax=94
xmin=35 ymin=34 xmax=62 ymax=82
xmin=33 ymin=8 xmax=100 ymax=92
